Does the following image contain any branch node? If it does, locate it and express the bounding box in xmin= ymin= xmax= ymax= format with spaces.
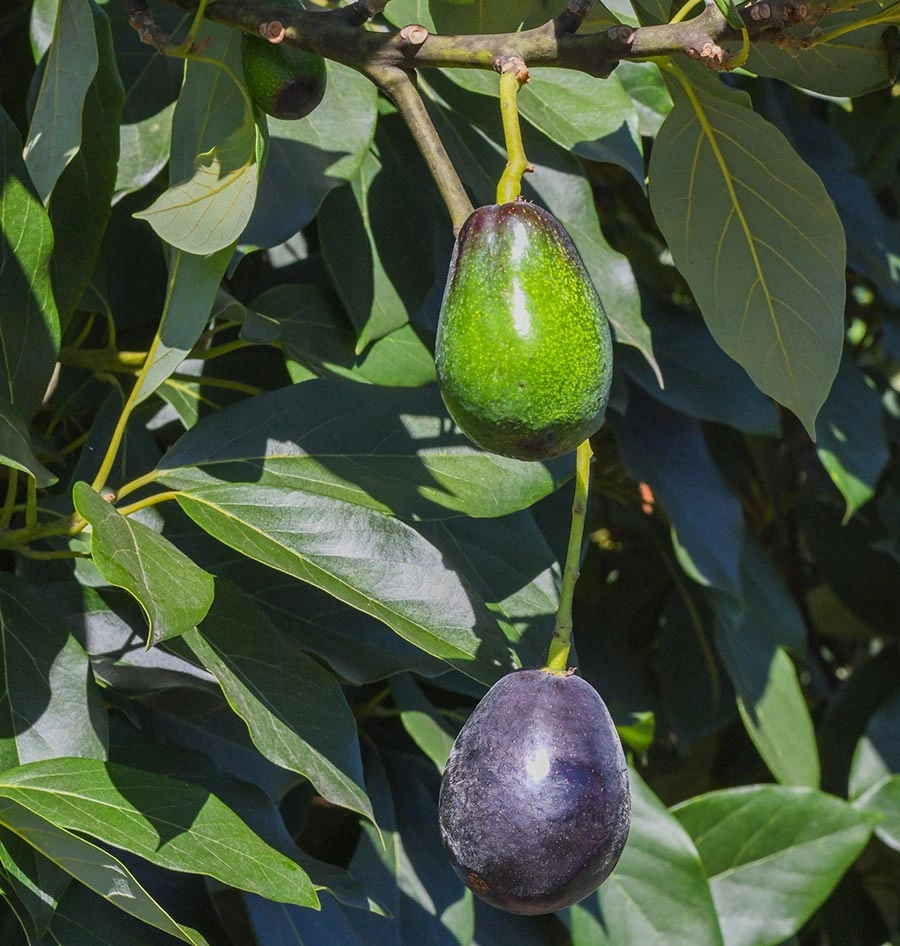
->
xmin=399 ymin=23 xmax=430 ymax=45
xmin=498 ymin=54 xmax=531 ymax=83
xmin=555 ymin=0 xmax=594 ymax=33
xmin=606 ymin=24 xmax=636 ymax=45
xmin=259 ymin=20 xmax=286 ymax=42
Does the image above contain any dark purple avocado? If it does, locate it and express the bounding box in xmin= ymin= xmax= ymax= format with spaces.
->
xmin=438 ymin=668 xmax=631 ymax=914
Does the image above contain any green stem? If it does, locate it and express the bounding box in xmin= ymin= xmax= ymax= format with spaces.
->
xmin=0 ymin=515 xmax=87 ymax=551
xmin=116 ymin=469 xmax=163 ymax=502
xmin=116 ymin=491 xmax=182 ymax=517
xmin=544 ymin=438 xmax=593 ymax=673
xmin=495 ymin=68 xmax=529 ymax=205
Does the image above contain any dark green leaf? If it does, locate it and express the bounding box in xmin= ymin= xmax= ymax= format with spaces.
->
xmin=0 ymin=798 xmax=209 ymax=945
xmin=848 ymin=687 xmax=900 ymax=798
xmin=0 ymin=758 xmax=320 ymax=909
xmin=72 ymin=482 xmax=215 ymax=645
xmin=0 ymin=573 xmax=107 ymax=772
xmin=47 ymin=0 xmax=123 ymax=324
xmin=255 ymin=284 xmax=436 ymax=388
xmin=156 ymin=380 xmax=571 ymax=520
xmin=618 ymin=302 xmax=781 ymax=436
xmin=23 ymin=0 xmax=97 ymax=203
xmin=48 ymin=881 xmax=188 ymax=946
xmin=815 ymin=355 xmax=889 ymax=520
xmin=0 ymin=108 xmax=60 ymax=420
xmin=748 ymin=22 xmax=895 ymax=97
xmin=649 ymin=79 xmax=845 ymax=436
xmin=240 ymin=62 xmax=377 ymax=251
xmin=714 ymin=599 xmax=819 ymax=789
xmin=611 ymin=387 xmax=745 ymax=596
xmin=673 ymin=786 xmax=874 ymax=946
xmin=0 ymin=394 xmax=56 ymax=487
xmin=419 ymin=511 xmax=559 ymax=670
xmin=0 ymin=825 xmax=69 ymax=938
xmin=174 ymin=484 xmax=515 ymax=685
xmin=568 ymin=770 xmax=724 ymax=946
xmin=319 ymin=144 xmax=435 ymax=351
xmin=185 ymin=578 xmax=373 ymax=822
xmin=390 ymin=674 xmax=456 ymax=773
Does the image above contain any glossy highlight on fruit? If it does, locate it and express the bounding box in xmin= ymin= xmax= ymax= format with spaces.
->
xmin=241 ymin=33 xmax=326 ymax=121
xmin=438 ymin=668 xmax=631 ymax=915
xmin=435 ymin=201 xmax=613 ymax=461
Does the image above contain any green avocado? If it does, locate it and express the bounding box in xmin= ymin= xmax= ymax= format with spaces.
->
xmin=435 ymin=201 xmax=613 ymax=461
xmin=241 ymin=33 xmax=326 ymax=121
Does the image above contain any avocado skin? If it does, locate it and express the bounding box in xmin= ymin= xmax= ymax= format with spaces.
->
xmin=242 ymin=33 xmax=327 ymax=120
xmin=438 ymin=669 xmax=631 ymax=915
xmin=435 ymin=202 xmax=613 ymax=461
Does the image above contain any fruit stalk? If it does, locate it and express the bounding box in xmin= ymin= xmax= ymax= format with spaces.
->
xmin=495 ymin=62 xmax=529 ymax=205
xmin=545 ymin=437 xmax=593 ymax=672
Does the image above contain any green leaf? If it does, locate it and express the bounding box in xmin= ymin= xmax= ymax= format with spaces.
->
xmin=648 ymin=77 xmax=845 ymax=436
xmin=0 ymin=108 xmax=61 ymax=421
xmin=712 ymin=536 xmax=819 ymax=788
xmin=715 ymin=605 xmax=819 ymax=789
xmin=617 ymin=301 xmax=781 ymax=436
xmin=815 ymin=354 xmax=889 ymax=521
xmin=0 ymin=757 xmax=320 ymax=909
xmin=389 ymin=674 xmax=456 ymax=773
xmin=673 ymin=786 xmax=874 ymax=946
xmin=318 ymin=141 xmax=436 ymax=352
xmin=23 ymin=0 xmax=97 ymax=203
xmin=854 ymin=775 xmax=900 ymax=852
xmin=47 ymin=0 xmax=123 ymax=324
xmin=240 ymin=61 xmax=378 ymax=251
xmin=0 ymin=824 xmax=69 ymax=938
xmin=184 ymin=579 xmax=373 ymax=822
xmin=0 ymin=798 xmax=209 ymax=945
xmin=135 ymin=111 xmax=261 ymax=255
xmin=0 ymin=574 xmax=107 ymax=772
xmin=156 ymin=380 xmax=572 ymax=520
xmin=130 ymin=246 xmax=234 ymax=408
xmin=128 ymin=24 xmax=245 ymax=407
xmin=255 ymin=284 xmax=436 ymax=388
xmin=568 ymin=770 xmax=724 ymax=946
xmin=47 ymin=882 xmax=189 ymax=946
xmin=611 ymin=387 xmax=745 ymax=596
xmin=747 ymin=22 xmax=895 ymax=97
xmin=419 ymin=511 xmax=559 ymax=669
xmin=174 ymin=484 xmax=515 ymax=685
xmin=443 ymin=67 xmax=643 ymax=183
xmin=615 ymin=61 xmax=673 ymax=137
xmin=72 ymin=482 xmax=215 ymax=646
xmin=0 ymin=393 xmax=56 ymax=487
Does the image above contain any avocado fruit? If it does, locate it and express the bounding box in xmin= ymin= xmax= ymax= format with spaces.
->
xmin=435 ymin=201 xmax=613 ymax=461
xmin=241 ymin=33 xmax=326 ymax=121
xmin=438 ymin=668 xmax=631 ymax=914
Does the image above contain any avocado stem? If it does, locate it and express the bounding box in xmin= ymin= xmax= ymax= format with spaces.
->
xmin=545 ymin=438 xmax=593 ymax=673
xmin=495 ymin=66 xmax=529 ymax=205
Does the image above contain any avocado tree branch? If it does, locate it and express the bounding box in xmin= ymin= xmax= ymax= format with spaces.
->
xmin=151 ymin=0 xmax=835 ymax=76
xmin=375 ymin=67 xmax=474 ymax=232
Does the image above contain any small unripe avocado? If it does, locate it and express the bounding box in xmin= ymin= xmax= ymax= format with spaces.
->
xmin=241 ymin=33 xmax=326 ymax=121
xmin=435 ymin=201 xmax=613 ymax=461
xmin=438 ymin=669 xmax=631 ymax=914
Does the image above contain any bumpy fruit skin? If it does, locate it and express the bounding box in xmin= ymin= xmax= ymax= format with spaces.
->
xmin=435 ymin=202 xmax=613 ymax=461
xmin=438 ymin=669 xmax=631 ymax=915
xmin=241 ymin=34 xmax=327 ymax=121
